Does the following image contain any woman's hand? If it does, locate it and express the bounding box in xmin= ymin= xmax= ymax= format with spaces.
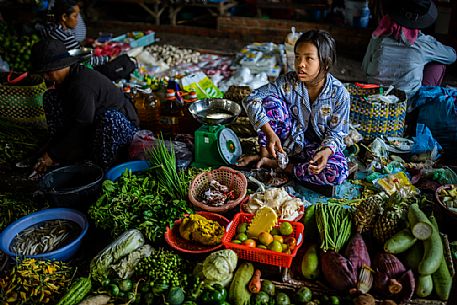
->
xmin=262 ymin=123 xmax=284 ymax=158
xmin=33 ymin=152 xmax=54 ymax=174
xmin=237 ymin=155 xmax=260 ymax=167
xmin=308 ymin=147 xmax=333 ymax=175
xmin=236 ymin=154 xmax=278 ymax=169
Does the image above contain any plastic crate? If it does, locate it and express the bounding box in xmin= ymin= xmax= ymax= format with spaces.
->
xmin=222 ymin=213 xmax=304 ymax=268
xmin=111 ymin=32 xmax=155 ymax=48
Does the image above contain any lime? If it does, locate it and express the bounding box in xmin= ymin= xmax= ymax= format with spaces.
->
xmin=329 ymin=295 xmax=340 ymax=305
xmin=237 ymin=222 xmax=248 ymax=234
xmin=295 ymin=287 xmax=313 ymax=303
xmin=257 ymin=245 xmax=267 ymax=250
xmin=270 ymin=227 xmax=280 ymax=236
xmin=236 ymin=232 xmax=248 ymax=242
xmin=231 ymin=240 xmax=242 ymax=244
xmin=279 ymin=222 xmax=294 ymax=236
xmin=261 ymin=279 xmax=276 ymax=296
xmin=268 ymin=240 xmax=283 ymax=253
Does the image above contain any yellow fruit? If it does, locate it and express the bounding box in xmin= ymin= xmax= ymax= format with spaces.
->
xmin=258 ymin=231 xmax=274 ymax=246
xmin=268 ymin=240 xmax=283 ymax=252
xmin=301 ymin=244 xmax=319 ymax=280
xmin=244 ymin=239 xmax=257 ymax=247
xmin=279 ymin=222 xmax=294 ymax=236
xmin=257 ymin=245 xmax=267 ymax=250
xmin=273 ymin=235 xmax=284 ymax=243
xmin=281 ymin=243 xmax=288 ymax=252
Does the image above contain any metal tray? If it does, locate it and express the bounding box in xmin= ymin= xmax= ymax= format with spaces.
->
xmin=188 ymin=98 xmax=241 ymax=125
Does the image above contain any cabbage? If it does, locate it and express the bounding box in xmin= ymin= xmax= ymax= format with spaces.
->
xmin=200 ymin=249 xmax=238 ymax=285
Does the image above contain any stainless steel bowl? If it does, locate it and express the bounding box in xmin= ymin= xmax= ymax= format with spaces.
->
xmin=188 ymin=98 xmax=241 ymax=125
xmin=68 ymin=47 xmax=93 ymax=59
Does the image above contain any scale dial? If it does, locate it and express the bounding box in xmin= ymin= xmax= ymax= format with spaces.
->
xmin=218 ymin=128 xmax=242 ymax=165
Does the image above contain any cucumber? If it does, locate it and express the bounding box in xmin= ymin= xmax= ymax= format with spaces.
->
xmin=404 ymin=242 xmax=423 ymax=272
xmin=432 ymin=256 xmax=452 ymax=301
xmin=415 ymin=274 xmax=433 ymax=298
xmin=418 ymin=215 xmax=443 ymax=275
xmin=229 ymin=262 xmax=254 ymax=305
xmin=407 ymin=203 xmax=432 ymax=240
xmin=384 ymin=228 xmax=416 ymax=254
xmin=56 ymin=277 xmax=92 ymax=305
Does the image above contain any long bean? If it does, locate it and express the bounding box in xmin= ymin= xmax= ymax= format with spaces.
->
xmin=315 ymin=203 xmax=352 ymax=252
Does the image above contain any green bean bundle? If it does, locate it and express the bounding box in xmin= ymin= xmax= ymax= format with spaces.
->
xmin=315 ymin=203 xmax=352 ymax=252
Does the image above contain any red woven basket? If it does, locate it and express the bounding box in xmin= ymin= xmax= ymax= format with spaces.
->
xmin=222 ymin=213 xmax=304 ymax=268
xmin=188 ymin=166 xmax=247 ymax=213
xmin=165 ymin=211 xmax=229 ymax=254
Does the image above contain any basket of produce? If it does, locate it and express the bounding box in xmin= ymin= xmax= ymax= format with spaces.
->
xmin=165 ymin=211 xmax=229 ymax=254
xmin=188 ymin=166 xmax=247 ymax=213
xmin=435 ymin=184 xmax=457 ymax=218
xmin=222 ymin=211 xmax=304 ymax=268
xmin=241 ymin=187 xmax=305 ymax=221
xmin=0 ymin=208 xmax=89 ymax=261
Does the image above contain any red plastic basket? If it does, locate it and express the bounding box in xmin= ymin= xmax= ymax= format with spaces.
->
xmin=222 ymin=213 xmax=304 ymax=268
xmin=165 ymin=211 xmax=229 ymax=254
xmin=188 ymin=166 xmax=247 ymax=213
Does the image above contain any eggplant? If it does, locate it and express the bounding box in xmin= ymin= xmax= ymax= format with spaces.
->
xmin=321 ymin=250 xmax=357 ymax=292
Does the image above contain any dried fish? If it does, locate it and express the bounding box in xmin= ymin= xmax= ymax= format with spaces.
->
xmin=10 ymin=219 xmax=81 ymax=256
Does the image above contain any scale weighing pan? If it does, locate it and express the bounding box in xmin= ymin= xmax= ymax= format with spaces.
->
xmin=189 ymin=98 xmax=241 ymax=125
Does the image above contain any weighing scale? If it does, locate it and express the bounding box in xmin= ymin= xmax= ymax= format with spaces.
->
xmin=189 ymin=98 xmax=243 ymax=168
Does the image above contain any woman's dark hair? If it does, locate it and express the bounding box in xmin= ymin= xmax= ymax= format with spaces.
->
xmin=294 ymin=29 xmax=336 ymax=73
xmin=53 ymin=0 xmax=79 ymax=22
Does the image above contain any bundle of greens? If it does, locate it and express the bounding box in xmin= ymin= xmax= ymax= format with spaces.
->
xmin=88 ymin=170 xmax=192 ymax=242
xmin=145 ymin=136 xmax=189 ymax=200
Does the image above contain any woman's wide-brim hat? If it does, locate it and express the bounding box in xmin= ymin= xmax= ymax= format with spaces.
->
xmin=31 ymin=38 xmax=81 ymax=73
xmin=389 ymin=0 xmax=437 ymax=29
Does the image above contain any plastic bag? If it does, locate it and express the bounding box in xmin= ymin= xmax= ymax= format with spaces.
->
xmin=411 ymin=123 xmax=442 ymax=156
xmin=375 ymin=172 xmax=418 ymax=198
xmin=128 ymin=130 xmax=156 ymax=160
xmin=180 ymin=71 xmax=223 ymax=99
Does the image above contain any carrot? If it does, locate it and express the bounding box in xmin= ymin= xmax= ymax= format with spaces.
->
xmin=248 ymin=269 xmax=262 ymax=293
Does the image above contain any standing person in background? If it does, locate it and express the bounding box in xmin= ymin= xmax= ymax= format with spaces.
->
xmin=237 ymin=30 xmax=350 ymax=186
xmin=39 ymin=0 xmax=107 ymax=66
xmin=362 ymin=0 xmax=456 ymax=99
xmin=71 ymin=2 xmax=86 ymax=44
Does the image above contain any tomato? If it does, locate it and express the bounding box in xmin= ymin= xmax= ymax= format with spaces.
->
xmin=243 ymin=239 xmax=257 ymax=247
xmin=284 ymin=236 xmax=297 ymax=251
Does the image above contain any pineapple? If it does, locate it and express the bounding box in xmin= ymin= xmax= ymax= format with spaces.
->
xmin=353 ymin=194 xmax=384 ymax=233
xmin=372 ymin=197 xmax=408 ymax=244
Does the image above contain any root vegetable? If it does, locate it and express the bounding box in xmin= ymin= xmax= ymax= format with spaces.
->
xmin=353 ymin=293 xmax=376 ymax=305
xmin=248 ymin=269 xmax=261 ymax=294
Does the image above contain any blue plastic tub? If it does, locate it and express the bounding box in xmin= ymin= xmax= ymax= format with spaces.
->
xmin=0 ymin=208 xmax=89 ymax=262
xmin=105 ymin=160 xmax=150 ymax=181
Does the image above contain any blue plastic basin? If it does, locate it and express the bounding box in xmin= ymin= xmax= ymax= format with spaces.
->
xmin=0 ymin=208 xmax=89 ymax=262
xmin=105 ymin=160 xmax=150 ymax=181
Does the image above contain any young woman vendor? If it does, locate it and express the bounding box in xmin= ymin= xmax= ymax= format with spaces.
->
xmin=237 ymin=29 xmax=350 ymax=186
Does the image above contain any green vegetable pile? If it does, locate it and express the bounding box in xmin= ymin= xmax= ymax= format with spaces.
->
xmin=0 ymin=193 xmax=48 ymax=231
xmin=0 ymin=22 xmax=40 ymax=72
xmin=88 ymin=170 xmax=192 ymax=242
xmin=0 ymin=119 xmax=48 ymax=166
xmin=134 ymin=247 xmax=190 ymax=290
